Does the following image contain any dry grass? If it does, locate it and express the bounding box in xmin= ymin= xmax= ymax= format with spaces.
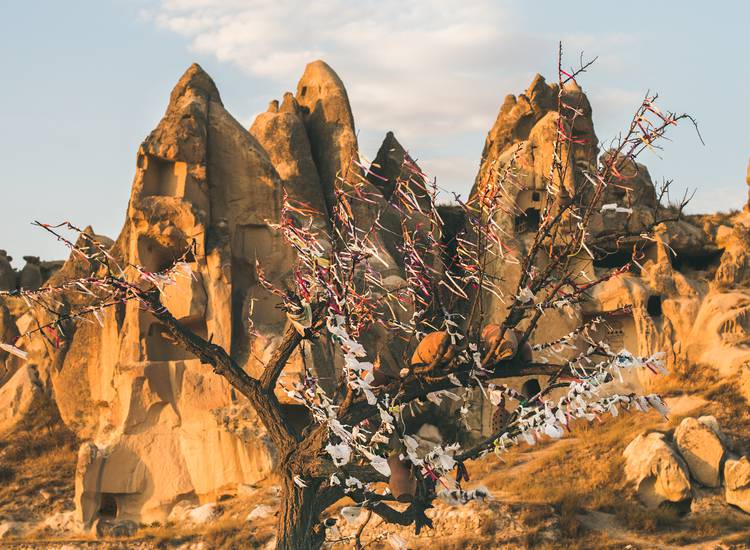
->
xmin=0 ymin=415 xmax=78 ymax=523
xmin=138 ymin=518 xmax=270 ymax=550
xmin=461 ymin=375 xmax=750 ymax=549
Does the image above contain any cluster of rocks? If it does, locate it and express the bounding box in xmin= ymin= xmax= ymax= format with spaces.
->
xmin=623 ymin=416 xmax=750 ymax=514
xmin=0 ymin=251 xmax=62 ymax=292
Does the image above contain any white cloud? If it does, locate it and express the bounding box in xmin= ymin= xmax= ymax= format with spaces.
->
xmin=143 ymin=1 xmax=640 ymax=195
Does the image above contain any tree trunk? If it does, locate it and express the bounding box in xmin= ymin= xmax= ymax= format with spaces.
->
xmin=275 ymin=476 xmax=325 ymax=550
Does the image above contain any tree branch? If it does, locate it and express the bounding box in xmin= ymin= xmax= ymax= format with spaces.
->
xmin=260 ymin=323 xmax=305 ymax=392
xmin=144 ymin=290 xmax=298 ymax=450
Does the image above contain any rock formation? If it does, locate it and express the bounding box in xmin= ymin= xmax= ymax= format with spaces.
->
xmin=0 ymin=365 xmax=42 ymax=436
xmin=19 ymin=256 xmax=43 ymax=290
xmin=294 ymin=60 xmax=360 ymax=217
xmin=674 ymin=416 xmax=725 ymax=487
xmin=249 ymin=93 xmax=328 ymax=226
xmin=2 ymin=59 xmax=750 ymax=533
xmin=623 ymin=432 xmax=692 ymax=509
xmin=0 ymin=60 xmax=405 ymax=528
xmin=0 ymin=251 xmax=14 ymax=291
xmin=462 ymin=73 xmax=750 ymax=438
xmin=725 ymin=456 xmax=750 ymax=513
xmin=63 ymin=63 xmax=291 ymax=526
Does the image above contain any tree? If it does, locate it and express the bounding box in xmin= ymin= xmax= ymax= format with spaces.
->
xmin=2 ymin=48 xmax=698 ymax=549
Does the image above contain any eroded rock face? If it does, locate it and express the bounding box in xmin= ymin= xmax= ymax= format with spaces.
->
xmin=462 ymin=72 xmax=750 ymax=439
xmin=65 ymin=64 xmax=286 ymax=526
xmin=0 ymin=301 xmax=19 ymax=386
xmin=0 ymin=365 xmax=42 ymax=436
xmin=61 ymin=60 xmax=396 ymax=526
xmin=294 ymin=60 xmax=398 ymax=277
xmin=725 ymin=456 xmax=750 ymax=513
xmin=295 ymin=60 xmax=359 ymax=215
xmin=5 ymin=58 xmax=750 ymax=529
xmin=674 ymin=416 xmax=725 ymax=487
xmin=714 ymin=213 xmax=750 ymax=288
xmin=249 ymin=93 xmax=328 ymax=224
xmin=472 ymin=74 xmax=597 ymax=202
xmin=623 ymin=432 xmax=692 ymax=509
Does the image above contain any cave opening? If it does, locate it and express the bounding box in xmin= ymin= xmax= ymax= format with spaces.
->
xmin=647 ymin=295 xmax=663 ymax=317
xmin=99 ymin=493 xmax=118 ymax=519
xmin=593 ymin=249 xmax=635 ymax=271
xmin=520 ymin=378 xmax=541 ymax=402
xmin=671 ymin=249 xmax=724 ymax=272
xmin=515 ymin=208 xmax=541 ymax=233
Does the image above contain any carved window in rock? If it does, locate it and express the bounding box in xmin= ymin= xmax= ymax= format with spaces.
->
xmin=515 ymin=208 xmax=541 ymax=233
xmin=520 ymin=378 xmax=541 ymax=401
xmin=647 ymin=295 xmax=663 ymax=317
xmin=583 ymin=312 xmax=638 ymax=356
xmin=514 ymin=190 xmax=544 ymax=233
xmin=141 ymin=155 xmax=188 ymax=198
xmin=604 ymin=314 xmax=637 ymax=353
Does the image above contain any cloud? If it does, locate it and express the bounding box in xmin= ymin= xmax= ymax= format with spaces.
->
xmin=143 ymin=1 xmax=638 ymax=195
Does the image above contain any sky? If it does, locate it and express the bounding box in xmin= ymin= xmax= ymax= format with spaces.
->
xmin=0 ymin=1 xmax=747 ymax=263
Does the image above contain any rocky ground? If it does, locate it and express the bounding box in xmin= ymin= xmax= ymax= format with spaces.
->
xmin=3 ymin=380 xmax=750 ymax=549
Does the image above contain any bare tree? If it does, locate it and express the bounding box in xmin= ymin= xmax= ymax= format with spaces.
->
xmin=1 ymin=47 xmax=697 ymax=549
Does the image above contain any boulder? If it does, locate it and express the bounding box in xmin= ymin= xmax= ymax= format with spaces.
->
xmin=247 ymin=504 xmax=274 ymax=522
xmin=187 ymin=502 xmax=221 ymax=525
xmin=623 ymin=432 xmax=692 ymax=509
xmin=93 ymin=518 xmax=139 ymax=538
xmin=674 ymin=416 xmax=725 ymax=487
xmin=724 ymin=456 xmax=750 ymax=514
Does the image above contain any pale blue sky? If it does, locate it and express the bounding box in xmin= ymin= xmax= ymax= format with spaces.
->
xmin=1 ymin=1 xmax=747 ymax=262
